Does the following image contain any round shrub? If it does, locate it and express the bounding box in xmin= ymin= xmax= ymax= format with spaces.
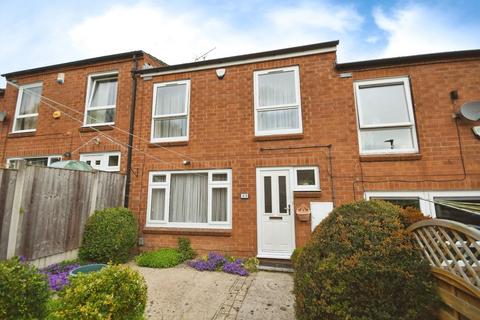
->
xmin=48 ymin=265 xmax=147 ymax=320
xmin=136 ymin=248 xmax=182 ymax=268
xmin=399 ymin=206 xmax=431 ymax=228
xmin=0 ymin=257 xmax=50 ymax=320
xmin=79 ymin=207 xmax=138 ymax=263
xmin=294 ymin=200 xmax=440 ymax=320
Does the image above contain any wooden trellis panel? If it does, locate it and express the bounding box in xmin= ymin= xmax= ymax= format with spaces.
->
xmin=408 ymin=219 xmax=480 ymax=320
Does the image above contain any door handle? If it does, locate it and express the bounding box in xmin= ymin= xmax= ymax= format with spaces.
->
xmin=285 ymin=204 xmax=291 ymax=215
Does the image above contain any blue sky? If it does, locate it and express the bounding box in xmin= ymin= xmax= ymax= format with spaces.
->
xmin=1 ymin=0 xmax=480 ymax=86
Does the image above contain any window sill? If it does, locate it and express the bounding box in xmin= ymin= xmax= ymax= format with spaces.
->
xmin=149 ymin=141 xmax=189 ymax=147
xmin=294 ymin=191 xmax=322 ymax=198
xmin=8 ymin=131 xmax=36 ymax=138
xmin=143 ymin=227 xmax=232 ymax=237
xmin=79 ymin=125 xmax=114 ymax=132
xmin=360 ymin=153 xmax=422 ymax=162
xmin=253 ymin=133 xmax=303 ymax=142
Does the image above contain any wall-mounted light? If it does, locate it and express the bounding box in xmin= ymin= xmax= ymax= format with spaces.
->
xmin=57 ymin=73 xmax=65 ymax=84
xmin=63 ymin=152 xmax=72 ymax=158
xmin=0 ymin=111 xmax=6 ymax=122
xmin=216 ymin=68 xmax=226 ymax=80
xmin=183 ymin=160 xmax=191 ymax=165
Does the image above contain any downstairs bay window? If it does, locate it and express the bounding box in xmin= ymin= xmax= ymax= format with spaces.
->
xmin=147 ymin=170 xmax=232 ymax=228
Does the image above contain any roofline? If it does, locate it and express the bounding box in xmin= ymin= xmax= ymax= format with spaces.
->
xmin=1 ymin=50 xmax=153 ymax=78
xmin=137 ymin=40 xmax=339 ymax=77
xmin=336 ymin=49 xmax=480 ymax=71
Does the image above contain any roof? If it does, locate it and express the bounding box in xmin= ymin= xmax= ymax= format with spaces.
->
xmin=2 ymin=50 xmax=165 ymax=78
xmin=336 ymin=49 xmax=480 ymax=71
xmin=136 ymin=40 xmax=339 ymax=76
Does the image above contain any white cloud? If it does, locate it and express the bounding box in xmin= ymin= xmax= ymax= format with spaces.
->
xmin=373 ymin=5 xmax=480 ymax=57
xmin=68 ymin=1 xmax=363 ymax=64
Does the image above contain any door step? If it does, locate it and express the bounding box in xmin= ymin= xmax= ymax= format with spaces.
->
xmin=258 ymin=258 xmax=294 ymax=273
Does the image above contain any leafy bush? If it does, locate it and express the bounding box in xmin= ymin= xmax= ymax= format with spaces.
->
xmin=293 ymin=200 xmax=440 ymax=320
xmin=136 ymin=248 xmax=182 ymax=268
xmin=178 ymin=237 xmax=196 ymax=261
xmin=0 ymin=257 xmax=50 ymax=320
xmin=79 ymin=207 xmax=138 ymax=263
xmin=48 ymin=265 xmax=147 ymax=320
xmin=399 ymin=206 xmax=431 ymax=228
xmin=243 ymin=257 xmax=259 ymax=273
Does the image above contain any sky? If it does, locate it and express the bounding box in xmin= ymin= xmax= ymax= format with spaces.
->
xmin=1 ymin=0 xmax=480 ymax=87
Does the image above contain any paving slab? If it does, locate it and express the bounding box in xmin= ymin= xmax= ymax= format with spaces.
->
xmin=131 ymin=264 xmax=295 ymax=320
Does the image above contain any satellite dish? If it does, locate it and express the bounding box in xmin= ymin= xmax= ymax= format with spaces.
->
xmin=459 ymin=101 xmax=480 ymax=121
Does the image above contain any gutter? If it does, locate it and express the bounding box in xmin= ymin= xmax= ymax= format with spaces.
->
xmin=124 ymin=54 xmax=139 ymax=208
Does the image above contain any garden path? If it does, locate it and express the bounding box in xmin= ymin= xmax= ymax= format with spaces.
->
xmin=131 ymin=264 xmax=294 ymax=320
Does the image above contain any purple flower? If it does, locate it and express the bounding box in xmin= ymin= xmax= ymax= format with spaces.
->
xmin=18 ymin=256 xmax=27 ymax=263
xmin=223 ymin=261 xmax=249 ymax=276
xmin=40 ymin=263 xmax=80 ymax=291
xmin=188 ymin=252 xmax=227 ymax=272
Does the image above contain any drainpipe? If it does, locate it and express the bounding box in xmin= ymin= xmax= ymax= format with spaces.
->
xmin=124 ymin=54 xmax=138 ymax=208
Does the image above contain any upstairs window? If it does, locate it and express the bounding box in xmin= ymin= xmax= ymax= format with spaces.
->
xmin=354 ymin=77 xmax=418 ymax=155
xmin=13 ymin=83 xmax=42 ymax=133
xmin=84 ymin=72 xmax=118 ymax=126
xmin=254 ymin=66 xmax=302 ymax=136
xmin=151 ymin=80 xmax=190 ymax=142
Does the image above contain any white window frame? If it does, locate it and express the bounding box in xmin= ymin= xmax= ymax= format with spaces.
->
xmin=253 ymin=66 xmax=303 ymax=136
xmin=364 ymin=190 xmax=480 ymax=219
xmin=12 ymin=82 xmax=42 ymax=133
xmin=6 ymin=155 xmax=62 ymax=168
xmin=79 ymin=151 xmax=121 ymax=172
xmin=146 ymin=169 xmax=232 ymax=229
xmin=150 ymin=80 xmax=190 ymax=143
xmin=354 ymin=77 xmax=418 ymax=155
xmin=293 ymin=166 xmax=320 ymax=191
xmin=83 ymin=71 xmax=118 ymax=127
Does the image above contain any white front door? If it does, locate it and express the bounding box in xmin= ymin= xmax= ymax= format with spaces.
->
xmin=256 ymin=168 xmax=295 ymax=259
xmin=79 ymin=152 xmax=121 ymax=172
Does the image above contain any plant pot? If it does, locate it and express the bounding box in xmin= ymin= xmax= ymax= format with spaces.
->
xmin=296 ymin=212 xmax=311 ymax=222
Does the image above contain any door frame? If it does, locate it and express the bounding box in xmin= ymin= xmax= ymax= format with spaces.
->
xmin=256 ymin=167 xmax=296 ymax=259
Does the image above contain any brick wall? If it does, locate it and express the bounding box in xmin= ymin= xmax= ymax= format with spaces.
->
xmin=0 ymin=55 xmax=154 ymax=173
xmin=129 ymin=51 xmax=480 ymax=257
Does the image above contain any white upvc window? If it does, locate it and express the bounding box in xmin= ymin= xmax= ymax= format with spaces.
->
xmin=151 ymin=80 xmax=190 ymax=142
xmin=13 ymin=83 xmax=42 ymax=133
xmin=254 ymin=66 xmax=303 ymax=136
xmin=147 ymin=169 xmax=232 ymax=228
xmin=79 ymin=152 xmax=120 ymax=172
xmin=365 ymin=190 xmax=480 ymax=227
xmin=7 ymin=155 xmax=61 ymax=169
xmin=293 ymin=166 xmax=320 ymax=191
xmin=84 ymin=71 xmax=118 ymax=126
xmin=354 ymin=77 xmax=418 ymax=155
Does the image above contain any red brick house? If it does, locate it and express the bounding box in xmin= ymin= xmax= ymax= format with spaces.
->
xmin=0 ymin=51 xmax=163 ymax=175
xmin=1 ymin=41 xmax=479 ymax=259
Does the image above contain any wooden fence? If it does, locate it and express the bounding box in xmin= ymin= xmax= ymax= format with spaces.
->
xmin=407 ymin=219 xmax=480 ymax=320
xmin=0 ymin=162 xmax=125 ymax=266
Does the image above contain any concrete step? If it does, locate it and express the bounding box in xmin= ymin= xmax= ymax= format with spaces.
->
xmin=258 ymin=258 xmax=294 ymax=273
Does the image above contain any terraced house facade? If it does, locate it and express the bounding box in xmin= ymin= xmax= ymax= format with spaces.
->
xmin=1 ymin=41 xmax=479 ymax=259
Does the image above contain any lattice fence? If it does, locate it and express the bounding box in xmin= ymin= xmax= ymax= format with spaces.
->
xmin=408 ymin=219 xmax=480 ymax=319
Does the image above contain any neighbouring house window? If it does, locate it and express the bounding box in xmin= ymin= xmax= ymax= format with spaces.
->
xmin=7 ymin=155 xmax=61 ymax=169
xmin=254 ymin=66 xmax=302 ymax=136
xmin=84 ymin=72 xmax=118 ymax=126
xmin=433 ymin=197 xmax=480 ymax=226
xmin=147 ymin=170 xmax=232 ymax=228
xmin=354 ymin=77 xmax=418 ymax=154
xmin=79 ymin=152 xmax=120 ymax=172
xmin=13 ymin=83 xmax=42 ymax=133
xmin=365 ymin=191 xmax=480 ymax=228
xmin=151 ymin=80 xmax=190 ymax=142
xmin=294 ymin=167 xmax=320 ymax=191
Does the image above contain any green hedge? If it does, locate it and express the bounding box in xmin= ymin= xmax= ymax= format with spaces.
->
xmin=136 ymin=248 xmax=181 ymax=268
xmin=48 ymin=265 xmax=147 ymax=319
xmin=0 ymin=257 xmax=50 ymax=320
xmin=79 ymin=207 xmax=138 ymax=263
xmin=293 ymin=200 xmax=440 ymax=320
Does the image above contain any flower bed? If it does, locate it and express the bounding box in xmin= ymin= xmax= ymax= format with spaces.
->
xmin=40 ymin=261 xmax=81 ymax=291
xmin=188 ymin=252 xmax=256 ymax=276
